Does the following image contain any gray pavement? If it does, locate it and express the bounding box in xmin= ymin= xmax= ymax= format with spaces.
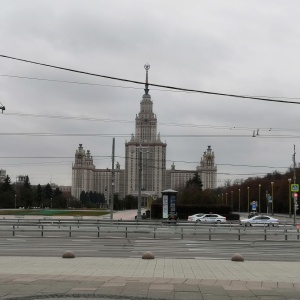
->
xmin=1 ymin=256 xmax=300 ymax=299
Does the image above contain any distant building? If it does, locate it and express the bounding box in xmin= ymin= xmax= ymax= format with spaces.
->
xmin=71 ymin=65 xmax=217 ymax=200
xmin=0 ymin=169 xmax=6 ymax=182
xmin=16 ymin=175 xmax=27 ymax=185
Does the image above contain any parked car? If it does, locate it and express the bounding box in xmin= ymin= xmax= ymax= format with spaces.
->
xmin=191 ymin=214 xmax=226 ymax=223
xmin=240 ymin=215 xmax=279 ymax=227
xmin=187 ymin=213 xmax=204 ymax=222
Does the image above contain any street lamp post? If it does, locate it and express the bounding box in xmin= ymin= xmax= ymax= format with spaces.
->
xmin=258 ymin=184 xmax=261 ymax=214
xmin=247 ymin=187 xmax=249 ymax=213
xmin=231 ymin=191 xmax=233 ymax=211
xmin=137 ymin=147 xmax=142 ymax=220
xmin=15 ymin=194 xmax=17 ymax=209
xmin=238 ymin=189 xmax=240 ymax=212
xmin=293 ymin=145 xmax=297 ymax=225
xmin=271 ymin=182 xmax=274 ymax=215
xmin=288 ymin=178 xmax=292 ymax=218
xmin=226 ymin=193 xmax=228 ymax=205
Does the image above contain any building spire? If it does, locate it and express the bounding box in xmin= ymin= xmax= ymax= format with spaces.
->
xmin=144 ymin=63 xmax=150 ymax=95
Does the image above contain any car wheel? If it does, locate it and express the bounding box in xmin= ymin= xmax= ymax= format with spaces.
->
xmin=246 ymin=222 xmax=251 ymax=227
xmin=216 ymin=220 xmax=221 ymax=223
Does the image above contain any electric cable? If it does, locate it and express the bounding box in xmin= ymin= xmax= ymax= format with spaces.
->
xmin=1 ymin=54 xmax=299 ymax=104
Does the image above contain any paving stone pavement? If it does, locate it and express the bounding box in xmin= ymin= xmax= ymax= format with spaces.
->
xmin=0 ymin=257 xmax=300 ymax=299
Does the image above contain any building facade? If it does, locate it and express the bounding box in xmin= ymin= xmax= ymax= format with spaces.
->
xmin=71 ymin=65 xmax=217 ymax=200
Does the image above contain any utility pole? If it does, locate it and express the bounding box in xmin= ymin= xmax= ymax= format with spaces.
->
xmin=110 ymin=138 xmax=115 ymax=222
xmin=137 ymin=147 xmax=142 ymax=220
xmin=293 ymin=145 xmax=297 ymax=225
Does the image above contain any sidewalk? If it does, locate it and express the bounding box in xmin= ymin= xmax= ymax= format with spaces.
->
xmin=1 ymin=256 xmax=300 ymax=299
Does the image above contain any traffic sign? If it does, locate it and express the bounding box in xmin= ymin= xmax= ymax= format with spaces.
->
xmin=291 ymin=184 xmax=299 ymax=192
xmin=268 ymin=195 xmax=272 ymax=203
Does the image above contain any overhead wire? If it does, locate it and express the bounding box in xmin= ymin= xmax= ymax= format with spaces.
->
xmin=2 ymin=73 xmax=300 ymax=100
xmin=1 ymin=54 xmax=300 ymax=104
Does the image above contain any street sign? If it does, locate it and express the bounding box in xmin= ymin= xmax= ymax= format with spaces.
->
xmin=268 ymin=195 xmax=272 ymax=203
xmin=291 ymin=184 xmax=299 ymax=192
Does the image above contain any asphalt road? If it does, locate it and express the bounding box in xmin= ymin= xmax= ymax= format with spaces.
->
xmin=0 ymin=234 xmax=300 ymax=261
xmin=0 ymin=210 xmax=299 ymax=262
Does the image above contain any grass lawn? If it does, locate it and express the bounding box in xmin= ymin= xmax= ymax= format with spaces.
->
xmin=0 ymin=209 xmax=110 ymax=217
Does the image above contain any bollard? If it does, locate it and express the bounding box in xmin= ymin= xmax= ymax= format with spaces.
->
xmin=97 ymin=226 xmax=100 ymax=238
xmin=58 ymin=220 xmax=60 ymax=229
xmin=69 ymin=226 xmax=72 ymax=237
xmin=41 ymin=225 xmax=44 ymax=237
xmin=209 ymin=228 xmax=211 ymax=241
xmin=13 ymin=225 xmax=15 ymax=237
xmin=154 ymin=227 xmax=156 ymax=239
xmin=181 ymin=227 xmax=183 ymax=239
xmin=297 ymin=228 xmax=299 ymax=240
xmin=285 ymin=229 xmax=288 ymax=241
xmin=264 ymin=229 xmax=267 ymax=241
xmin=125 ymin=226 xmax=127 ymax=238
xmin=238 ymin=228 xmax=241 ymax=241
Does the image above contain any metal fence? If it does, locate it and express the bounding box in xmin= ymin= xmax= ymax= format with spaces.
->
xmin=0 ymin=218 xmax=299 ymax=241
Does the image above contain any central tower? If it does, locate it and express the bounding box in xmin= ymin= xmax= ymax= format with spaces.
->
xmin=125 ymin=64 xmax=167 ymax=198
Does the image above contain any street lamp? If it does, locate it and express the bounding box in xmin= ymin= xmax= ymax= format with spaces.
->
xmin=258 ymin=184 xmax=261 ymax=214
xmin=238 ymin=189 xmax=240 ymax=212
xmin=15 ymin=194 xmax=17 ymax=209
xmin=226 ymin=193 xmax=228 ymax=205
xmin=271 ymin=182 xmax=274 ymax=215
xmin=136 ymin=147 xmax=143 ymax=220
xmin=231 ymin=191 xmax=233 ymax=211
xmin=288 ymin=178 xmax=292 ymax=217
xmin=247 ymin=187 xmax=249 ymax=213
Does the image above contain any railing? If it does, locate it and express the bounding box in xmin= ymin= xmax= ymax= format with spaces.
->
xmin=0 ymin=219 xmax=299 ymax=241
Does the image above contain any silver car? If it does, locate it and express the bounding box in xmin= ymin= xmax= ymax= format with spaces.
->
xmin=240 ymin=215 xmax=279 ymax=227
xmin=187 ymin=213 xmax=204 ymax=222
xmin=195 ymin=214 xmax=226 ymax=223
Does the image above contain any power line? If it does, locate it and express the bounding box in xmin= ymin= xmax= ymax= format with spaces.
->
xmin=1 ymin=54 xmax=300 ymax=105
xmin=3 ymin=73 xmax=300 ymax=100
xmin=6 ymin=112 xmax=300 ymax=135
xmin=1 ymin=132 xmax=300 ymax=138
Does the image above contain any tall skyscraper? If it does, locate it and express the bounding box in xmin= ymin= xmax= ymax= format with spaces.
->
xmin=125 ymin=64 xmax=166 ymax=198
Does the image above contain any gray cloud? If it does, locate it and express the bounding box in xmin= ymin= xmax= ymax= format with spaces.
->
xmin=0 ymin=0 xmax=299 ymax=187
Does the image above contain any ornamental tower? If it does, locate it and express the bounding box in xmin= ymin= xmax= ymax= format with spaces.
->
xmin=125 ymin=64 xmax=167 ymax=197
xmin=197 ymin=145 xmax=217 ymax=189
xmin=71 ymin=144 xmax=95 ymax=199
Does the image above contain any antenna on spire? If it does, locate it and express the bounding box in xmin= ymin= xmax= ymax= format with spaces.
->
xmin=144 ymin=63 xmax=150 ymax=95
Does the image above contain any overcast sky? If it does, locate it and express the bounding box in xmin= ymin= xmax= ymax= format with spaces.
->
xmin=1 ymin=0 xmax=300 ymax=187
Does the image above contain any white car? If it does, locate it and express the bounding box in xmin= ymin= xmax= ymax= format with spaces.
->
xmin=240 ymin=215 xmax=279 ymax=227
xmin=187 ymin=213 xmax=204 ymax=222
xmin=190 ymin=213 xmax=226 ymax=223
